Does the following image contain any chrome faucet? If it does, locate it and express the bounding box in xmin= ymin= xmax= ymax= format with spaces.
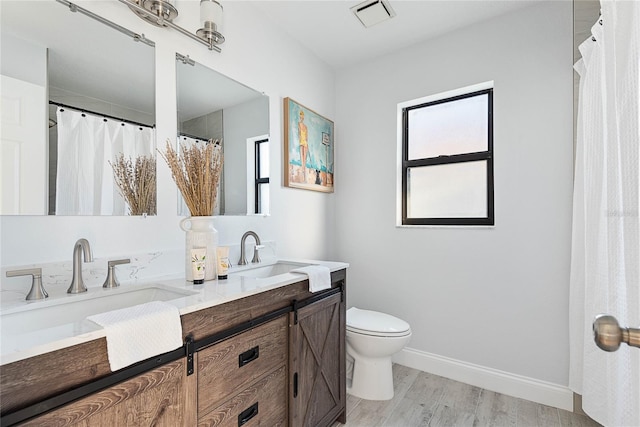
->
xmin=238 ymin=231 xmax=262 ymax=265
xmin=67 ymin=238 xmax=93 ymax=294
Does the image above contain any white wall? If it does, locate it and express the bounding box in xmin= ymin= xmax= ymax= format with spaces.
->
xmin=0 ymin=0 xmax=335 ymax=268
xmin=334 ymin=0 xmax=573 ymax=388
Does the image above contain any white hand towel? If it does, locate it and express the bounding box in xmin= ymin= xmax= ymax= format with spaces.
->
xmin=87 ymin=301 xmax=183 ymax=372
xmin=291 ymin=265 xmax=331 ymax=293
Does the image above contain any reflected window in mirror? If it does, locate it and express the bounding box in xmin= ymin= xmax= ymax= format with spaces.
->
xmin=0 ymin=1 xmax=155 ymax=216
xmin=253 ymin=138 xmax=270 ymax=215
xmin=176 ymin=54 xmax=269 ymax=216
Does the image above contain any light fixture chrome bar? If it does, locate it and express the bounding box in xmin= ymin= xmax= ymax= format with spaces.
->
xmin=117 ymin=0 xmax=222 ymax=53
xmin=164 ymin=15 xmax=222 ymax=53
xmin=55 ymin=0 xmax=154 ymax=47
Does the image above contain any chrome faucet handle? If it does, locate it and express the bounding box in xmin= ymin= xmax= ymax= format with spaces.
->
xmin=6 ymin=268 xmax=48 ymax=301
xmin=252 ymin=245 xmax=265 ymax=264
xmin=102 ymin=259 xmax=130 ymax=288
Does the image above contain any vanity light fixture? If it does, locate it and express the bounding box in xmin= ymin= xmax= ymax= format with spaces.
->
xmin=127 ymin=0 xmax=178 ymax=26
xmin=118 ymin=0 xmax=225 ymax=52
xmin=197 ymin=0 xmax=225 ymax=46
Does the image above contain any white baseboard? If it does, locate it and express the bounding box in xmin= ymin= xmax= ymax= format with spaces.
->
xmin=393 ymin=347 xmax=573 ymax=412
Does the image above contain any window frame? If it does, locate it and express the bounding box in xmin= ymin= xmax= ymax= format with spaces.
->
xmin=400 ymin=86 xmax=494 ymax=226
xmin=254 ymin=138 xmax=269 ymax=215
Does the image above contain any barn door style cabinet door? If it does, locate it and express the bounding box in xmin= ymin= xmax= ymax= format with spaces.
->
xmin=290 ymin=291 xmax=346 ymax=427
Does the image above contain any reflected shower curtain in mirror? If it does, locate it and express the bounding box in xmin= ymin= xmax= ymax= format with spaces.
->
xmin=55 ymin=107 xmax=154 ymax=215
xmin=569 ymin=1 xmax=639 ymax=426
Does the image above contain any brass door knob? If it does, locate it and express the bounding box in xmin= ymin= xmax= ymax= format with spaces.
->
xmin=593 ymin=314 xmax=640 ymax=352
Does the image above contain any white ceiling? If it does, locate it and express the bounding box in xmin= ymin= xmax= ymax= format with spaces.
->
xmin=250 ymin=0 xmax=540 ymax=70
xmin=1 ymin=0 xmax=541 ymax=121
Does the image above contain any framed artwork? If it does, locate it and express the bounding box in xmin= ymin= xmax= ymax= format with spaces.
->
xmin=283 ymin=97 xmax=334 ymax=193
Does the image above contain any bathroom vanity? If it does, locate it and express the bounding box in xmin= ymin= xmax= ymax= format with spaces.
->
xmin=0 ymin=261 xmax=347 ymax=426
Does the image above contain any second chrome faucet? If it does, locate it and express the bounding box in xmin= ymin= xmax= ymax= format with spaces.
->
xmin=238 ymin=231 xmax=263 ymax=266
xmin=67 ymin=238 xmax=93 ymax=294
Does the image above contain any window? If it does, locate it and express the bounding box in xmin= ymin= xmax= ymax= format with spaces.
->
xmin=254 ymin=138 xmax=269 ymax=214
xmin=398 ymin=83 xmax=494 ymax=226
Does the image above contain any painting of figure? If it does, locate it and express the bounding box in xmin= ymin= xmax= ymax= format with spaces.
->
xmin=283 ymin=98 xmax=334 ymax=192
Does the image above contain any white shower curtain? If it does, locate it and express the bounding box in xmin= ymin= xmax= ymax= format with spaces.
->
xmin=56 ymin=107 xmax=154 ymax=215
xmin=570 ymin=1 xmax=640 ymax=426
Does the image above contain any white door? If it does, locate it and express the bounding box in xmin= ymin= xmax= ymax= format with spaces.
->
xmin=0 ymin=74 xmax=47 ymax=214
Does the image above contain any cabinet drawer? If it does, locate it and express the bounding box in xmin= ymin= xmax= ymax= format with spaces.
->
xmin=198 ymin=365 xmax=287 ymax=427
xmin=198 ymin=315 xmax=288 ymax=415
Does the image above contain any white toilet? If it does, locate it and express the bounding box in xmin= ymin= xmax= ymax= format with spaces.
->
xmin=346 ymin=307 xmax=411 ymax=401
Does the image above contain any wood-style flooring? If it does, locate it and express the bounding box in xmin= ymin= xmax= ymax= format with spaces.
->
xmin=335 ymin=364 xmax=602 ymax=427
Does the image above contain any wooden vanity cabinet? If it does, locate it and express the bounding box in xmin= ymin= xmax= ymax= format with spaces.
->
xmin=20 ymin=358 xmax=196 ymax=426
xmin=197 ymin=315 xmax=288 ymax=426
xmin=2 ymin=270 xmax=347 ymax=427
xmin=290 ymin=292 xmax=346 ymax=427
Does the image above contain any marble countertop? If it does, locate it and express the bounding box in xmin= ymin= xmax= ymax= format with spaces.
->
xmin=0 ymin=258 xmax=348 ymax=366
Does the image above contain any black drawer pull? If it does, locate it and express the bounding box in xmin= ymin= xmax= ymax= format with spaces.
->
xmin=293 ymin=372 xmax=299 ymax=398
xmin=238 ymin=402 xmax=258 ymax=426
xmin=238 ymin=346 xmax=259 ymax=367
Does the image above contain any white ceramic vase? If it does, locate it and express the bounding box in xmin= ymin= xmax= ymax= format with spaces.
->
xmin=180 ymin=216 xmax=218 ymax=281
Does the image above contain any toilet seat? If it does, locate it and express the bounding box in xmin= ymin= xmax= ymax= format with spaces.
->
xmin=347 ymin=307 xmax=411 ymax=337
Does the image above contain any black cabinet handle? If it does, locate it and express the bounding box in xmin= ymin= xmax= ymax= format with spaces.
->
xmin=293 ymin=372 xmax=298 ymax=398
xmin=238 ymin=346 xmax=259 ymax=367
xmin=238 ymin=402 xmax=258 ymax=426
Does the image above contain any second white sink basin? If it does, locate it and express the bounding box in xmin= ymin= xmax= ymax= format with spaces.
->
xmin=1 ymin=284 xmax=197 ymax=335
xmin=235 ymin=261 xmax=312 ymax=279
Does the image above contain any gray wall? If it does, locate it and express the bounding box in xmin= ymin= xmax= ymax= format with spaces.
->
xmin=223 ymin=96 xmax=270 ymax=215
xmin=0 ymin=32 xmax=46 ymax=86
xmin=334 ymin=1 xmax=573 ymax=385
xmin=179 ymin=96 xmax=269 ymax=215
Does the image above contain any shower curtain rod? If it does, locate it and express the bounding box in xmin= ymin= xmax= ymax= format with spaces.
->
xmin=178 ymin=132 xmax=211 ymax=142
xmin=49 ymin=101 xmax=155 ymax=129
xmin=178 ymin=133 xmax=222 ymax=146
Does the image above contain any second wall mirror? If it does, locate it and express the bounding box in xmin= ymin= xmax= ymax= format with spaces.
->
xmin=176 ymin=55 xmax=269 ymax=216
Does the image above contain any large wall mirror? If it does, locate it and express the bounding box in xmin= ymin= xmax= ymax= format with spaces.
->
xmin=0 ymin=0 xmax=156 ymax=216
xmin=176 ymin=56 xmax=269 ymax=216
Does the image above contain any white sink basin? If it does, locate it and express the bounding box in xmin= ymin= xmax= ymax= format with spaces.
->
xmin=235 ymin=261 xmax=312 ymax=279
xmin=0 ymin=285 xmax=197 ymax=335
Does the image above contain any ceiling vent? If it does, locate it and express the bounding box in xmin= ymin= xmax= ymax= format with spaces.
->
xmin=351 ymin=0 xmax=396 ymax=28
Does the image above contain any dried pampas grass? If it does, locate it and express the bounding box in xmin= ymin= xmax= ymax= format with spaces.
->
xmin=159 ymin=139 xmax=223 ymax=216
xmin=110 ymin=154 xmax=157 ymax=216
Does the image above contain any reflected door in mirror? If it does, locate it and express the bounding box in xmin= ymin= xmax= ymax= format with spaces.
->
xmin=1 ymin=75 xmax=47 ymax=214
